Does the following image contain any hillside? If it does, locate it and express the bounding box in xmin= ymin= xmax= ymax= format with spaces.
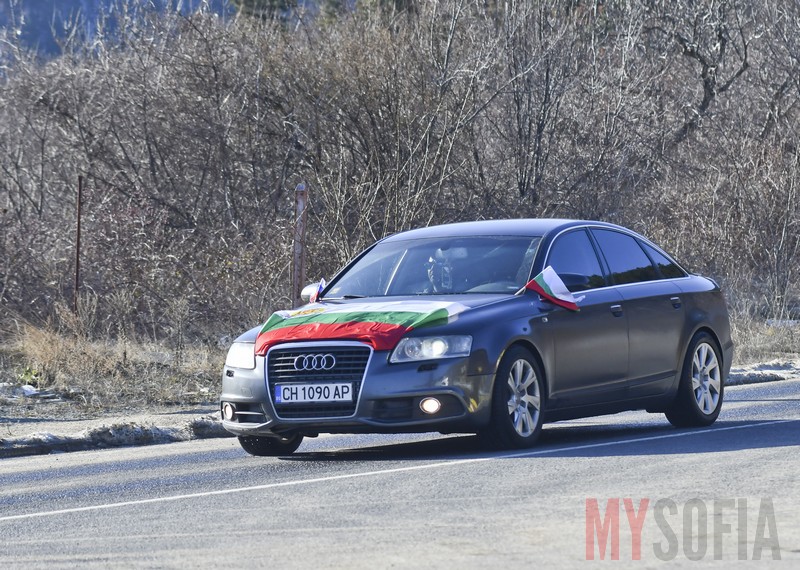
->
xmin=0 ymin=0 xmax=234 ymax=55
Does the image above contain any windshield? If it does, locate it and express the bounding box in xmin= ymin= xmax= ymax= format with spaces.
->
xmin=325 ymin=235 xmax=541 ymax=298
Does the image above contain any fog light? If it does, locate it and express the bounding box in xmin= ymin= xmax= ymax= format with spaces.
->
xmin=222 ymin=402 xmax=237 ymax=421
xmin=419 ymin=397 xmax=442 ymax=415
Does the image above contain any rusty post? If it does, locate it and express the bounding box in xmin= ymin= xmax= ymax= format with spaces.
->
xmin=292 ymin=182 xmax=308 ymax=307
xmin=73 ymin=175 xmax=84 ymax=313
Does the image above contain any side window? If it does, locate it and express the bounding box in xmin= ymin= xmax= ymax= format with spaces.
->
xmin=547 ymin=229 xmax=606 ymax=290
xmin=642 ymin=242 xmax=687 ymax=279
xmin=592 ymin=229 xmax=658 ymax=285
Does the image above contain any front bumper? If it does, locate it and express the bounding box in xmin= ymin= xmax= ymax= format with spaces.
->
xmin=220 ymin=341 xmax=494 ymax=437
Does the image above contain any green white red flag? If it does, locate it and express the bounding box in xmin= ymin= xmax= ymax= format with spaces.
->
xmin=254 ymin=300 xmax=469 ymax=355
xmin=521 ymin=266 xmax=582 ymax=311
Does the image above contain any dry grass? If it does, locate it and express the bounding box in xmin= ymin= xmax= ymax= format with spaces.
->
xmin=4 ymin=323 xmax=223 ymax=410
xmin=730 ymin=316 xmax=800 ymax=365
xmin=0 ymin=295 xmax=224 ymax=412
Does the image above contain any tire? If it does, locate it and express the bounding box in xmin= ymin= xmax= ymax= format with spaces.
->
xmin=238 ymin=433 xmax=304 ymax=456
xmin=665 ymin=332 xmax=724 ymax=427
xmin=479 ymin=346 xmax=545 ymax=449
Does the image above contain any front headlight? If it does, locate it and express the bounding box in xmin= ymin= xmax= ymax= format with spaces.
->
xmin=225 ymin=342 xmax=256 ymax=369
xmin=390 ymin=335 xmax=472 ymax=363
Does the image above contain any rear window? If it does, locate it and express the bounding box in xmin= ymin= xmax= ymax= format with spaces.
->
xmin=641 ymin=242 xmax=687 ymax=279
xmin=592 ymin=229 xmax=658 ymax=285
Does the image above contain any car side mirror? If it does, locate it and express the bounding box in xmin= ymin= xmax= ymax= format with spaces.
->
xmin=300 ymin=282 xmax=322 ymax=304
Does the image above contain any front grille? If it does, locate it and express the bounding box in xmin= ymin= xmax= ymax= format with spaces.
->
xmin=267 ymin=344 xmax=371 ymax=419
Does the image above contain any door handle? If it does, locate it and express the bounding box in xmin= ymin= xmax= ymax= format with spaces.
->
xmin=670 ymin=296 xmax=682 ymax=309
xmin=610 ymin=304 xmax=623 ymax=317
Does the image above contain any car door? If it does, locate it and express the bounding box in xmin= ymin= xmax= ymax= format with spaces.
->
xmin=542 ymin=228 xmax=629 ymax=407
xmin=590 ymin=229 xmax=686 ymax=397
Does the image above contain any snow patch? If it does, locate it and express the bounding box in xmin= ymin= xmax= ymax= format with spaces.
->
xmin=0 ymin=383 xmax=63 ymax=402
xmin=0 ymin=412 xmax=231 ymax=458
xmin=727 ymin=360 xmax=800 ymax=386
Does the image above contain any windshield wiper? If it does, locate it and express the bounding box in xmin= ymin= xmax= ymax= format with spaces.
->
xmin=321 ymin=294 xmax=367 ymax=301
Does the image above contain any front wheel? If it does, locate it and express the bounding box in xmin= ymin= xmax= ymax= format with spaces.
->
xmin=665 ymin=332 xmax=724 ymax=427
xmin=479 ymin=346 xmax=545 ymax=449
xmin=238 ymin=433 xmax=304 ymax=456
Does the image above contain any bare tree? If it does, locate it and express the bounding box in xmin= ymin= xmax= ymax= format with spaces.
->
xmin=1 ymin=0 xmax=800 ymax=346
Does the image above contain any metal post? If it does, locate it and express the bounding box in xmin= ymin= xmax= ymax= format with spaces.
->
xmin=73 ymin=175 xmax=83 ymax=313
xmin=292 ymin=182 xmax=308 ymax=307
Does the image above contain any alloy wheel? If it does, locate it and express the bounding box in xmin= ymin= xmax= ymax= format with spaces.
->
xmin=506 ymin=359 xmax=541 ymax=437
xmin=692 ymin=342 xmax=721 ymax=415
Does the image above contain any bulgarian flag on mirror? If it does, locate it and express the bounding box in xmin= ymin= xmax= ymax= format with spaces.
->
xmin=520 ymin=266 xmax=583 ymax=311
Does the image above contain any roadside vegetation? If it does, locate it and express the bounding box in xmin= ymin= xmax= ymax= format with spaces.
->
xmin=1 ymin=1 xmax=798 ymax=409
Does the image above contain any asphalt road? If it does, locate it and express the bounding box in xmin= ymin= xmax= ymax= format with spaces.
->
xmin=1 ymin=380 xmax=799 ymax=568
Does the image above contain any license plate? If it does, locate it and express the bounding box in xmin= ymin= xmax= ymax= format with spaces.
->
xmin=274 ymin=383 xmax=353 ymax=404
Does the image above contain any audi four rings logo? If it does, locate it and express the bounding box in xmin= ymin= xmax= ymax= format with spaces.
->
xmin=293 ymin=354 xmax=336 ymax=371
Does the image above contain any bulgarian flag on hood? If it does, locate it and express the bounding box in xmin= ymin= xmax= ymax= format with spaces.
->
xmin=254 ymin=301 xmax=469 ymax=355
xmin=520 ymin=266 xmax=583 ymax=311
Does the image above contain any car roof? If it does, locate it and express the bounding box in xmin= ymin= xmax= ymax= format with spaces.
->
xmin=380 ymin=219 xmax=626 ymax=241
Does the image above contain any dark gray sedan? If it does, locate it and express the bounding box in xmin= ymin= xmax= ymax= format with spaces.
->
xmin=220 ymin=219 xmax=732 ymax=455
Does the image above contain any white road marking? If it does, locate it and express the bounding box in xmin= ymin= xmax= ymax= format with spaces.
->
xmin=1 ymin=418 xmax=797 ymax=522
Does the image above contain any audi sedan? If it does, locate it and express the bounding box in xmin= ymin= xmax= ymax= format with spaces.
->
xmin=220 ymin=219 xmax=732 ymax=455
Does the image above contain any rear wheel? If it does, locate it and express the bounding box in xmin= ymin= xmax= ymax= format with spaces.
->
xmin=665 ymin=332 xmax=724 ymax=427
xmin=238 ymin=433 xmax=303 ymax=456
xmin=479 ymin=346 xmax=545 ymax=449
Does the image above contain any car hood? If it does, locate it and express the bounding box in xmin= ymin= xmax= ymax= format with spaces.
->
xmin=249 ymin=294 xmax=512 ymax=355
